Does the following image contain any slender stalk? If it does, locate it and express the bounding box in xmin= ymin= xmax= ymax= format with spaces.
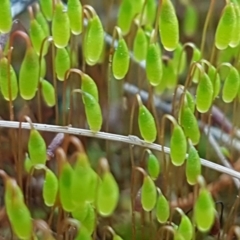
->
xmin=200 ymin=0 xmax=216 ymax=55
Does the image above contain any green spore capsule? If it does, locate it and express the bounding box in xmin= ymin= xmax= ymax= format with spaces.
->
xmin=113 ymin=234 xmax=124 ymax=240
xmin=156 ymin=194 xmax=170 ymax=223
xmin=28 ymin=129 xmax=46 ymax=165
xmin=0 ymin=0 xmax=12 ymax=33
xmin=229 ymin=3 xmax=240 ymax=47
xmin=172 ymin=43 xmax=186 ymax=75
xmin=117 ymin=0 xmax=134 ymax=35
xmin=180 ymin=106 xmax=200 ymax=145
xmin=52 ymin=3 xmax=70 ymax=48
xmin=0 ymin=57 xmax=18 ymax=101
xmin=68 ymin=0 xmax=83 ymax=35
xmin=24 ymin=154 xmax=32 ymax=173
xmin=97 ymin=171 xmax=119 ymax=216
xmin=215 ymin=3 xmax=236 ymax=50
xmin=194 ymin=187 xmax=215 ymax=232
xmin=143 ymin=0 xmax=156 ymax=26
xmin=231 ymin=4 xmax=240 ymax=47
xmin=40 ymin=57 xmax=47 ymax=78
xmin=178 ymin=215 xmax=193 ymax=240
xmin=164 ymin=60 xmax=177 ymax=89
xmin=59 ymin=161 xmax=75 ymax=212
xmin=186 ymin=145 xmax=201 ymax=185
xmin=39 ymin=0 xmax=53 ymax=21
xmin=133 ymin=27 xmax=148 ymax=62
xmin=81 ymin=203 xmax=96 ymax=234
xmin=222 ymin=67 xmax=240 ymax=103
xmin=5 ymin=179 xmax=32 ymax=239
xmin=174 ymin=232 xmax=185 ymax=240
xmin=43 ymin=169 xmax=58 ymax=207
xmin=138 ymin=103 xmax=157 ymax=143
xmin=19 ymin=47 xmax=39 ymax=100
xmin=146 ymin=42 xmax=162 ymax=86
xmin=196 ymin=72 xmax=213 ymax=113
xmin=184 ymin=4 xmax=198 ymax=37
xmin=82 ymin=91 xmax=102 ymax=132
xmin=75 ymin=225 xmax=92 ymax=240
xmin=208 ymin=65 xmax=221 ymax=99
xmin=41 ymin=79 xmax=55 ymax=107
xmin=170 ymin=125 xmax=187 ymax=166
xmin=55 ymin=47 xmax=70 ymax=81
xmin=147 ymin=153 xmax=160 ymax=180
xmin=81 ymin=73 xmax=99 ymax=102
xmin=29 ymin=19 xmax=48 ymax=56
xmin=72 ymin=153 xmax=98 ymax=205
xmin=72 ymin=202 xmax=89 ymax=222
xmin=185 ymin=91 xmax=195 ymax=112
xmin=112 ymin=37 xmax=130 ymax=80
xmin=84 ymin=14 xmax=104 ymax=66
xmin=36 ymin=10 xmax=50 ymax=36
xmin=141 ymin=175 xmax=157 ymax=211
xmin=159 ymin=0 xmax=179 ymax=51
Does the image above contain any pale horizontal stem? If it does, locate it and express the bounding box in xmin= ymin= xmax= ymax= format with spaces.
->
xmin=1 ymin=120 xmax=240 ymax=182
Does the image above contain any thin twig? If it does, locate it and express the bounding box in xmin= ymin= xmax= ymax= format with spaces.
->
xmin=202 ymin=125 xmax=240 ymax=189
xmin=1 ymin=120 xmax=240 ymax=180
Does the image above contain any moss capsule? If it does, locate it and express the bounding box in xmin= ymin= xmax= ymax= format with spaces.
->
xmin=72 ymin=153 xmax=98 ymax=205
xmin=5 ymin=179 xmax=32 ymax=239
xmin=147 ymin=153 xmax=160 ymax=180
xmin=208 ymin=65 xmax=221 ymax=99
xmin=183 ymin=4 xmax=198 ymax=37
xmin=186 ymin=145 xmax=201 ymax=185
xmin=41 ymin=79 xmax=56 ymax=107
xmin=222 ymin=67 xmax=240 ymax=103
xmin=112 ymin=37 xmax=130 ymax=80
xmin=81 ymin=203 xmax=96 ymax=234
xmin=138 ymin=104 xmax=157 ymax=143
xmin=185 ymin=91 xmax=195 ymax=113
xmin=55 ymin=47 xmax=70 ymax=81
xmin=97 ymin=171 xmax=119 ymax=216
xmin=117 ymin=0 xmax=134 ymax=35
xmin=178 ymin=215 xmax=193 ymax=240
xmin=39 ymin=0 xmax=53 ymax=21
xmin=29 ymin=19 xmax=48 ymax=56
xmin=52 ymin=3 xmax=70 ymax=48
xmin=141 ymin=175 xmax=157 ymax=211
xmin=84 ymin=14 xmax=104 ymax=66
xmin=196 ymin=72 xmax=213 ymax=113
xmin=172 ymin=43 xmax=186 ymax=75
xmin=19 ymin=47 xmax=39 ymax=100
xmin=143 ymin=0 xmax=156 ymax=26
xmin=170 ymin=125 xmax=187 ymax=166
xmin=28 ymin=129 xmax=46 ymax=165
xmin=43 ymin=169 xmax=58 ymax=207
xmin=59 ymin=161 xmax=75 ymax=212
xmin=36 ymin=10 xmax=50 ymax=37
xmin=194 ymin=188 xmax=215 ymax=232
xmin=0 ymin=0 xmax=12 ymax=33
xmin=146 ymin=42 xmax=162 ymax=86
xmin=133 ymin=27 xmax=148 ymax=62
xmin=0 ymin=57 xmax=18 ymax=101
xmin=67 ymin=0 xmax=83 ymax=35
xmin=81 ymin=91 xmax=102 ymax=132
xmin=215 ymin=3 xmax=236 ymax=50
xmin=159 ymin=0 xmax=179 ymax=51
xmin=156 ymin=194 xmax=170 ymax=223
xmin=81 ymin=73 xmax=99 ymax=102
xmin=180 ymin=106 xmax=200 ymax=145
xmin=75 ymin=225 xmax=92 ymax=240
xmin=72 ymin=202 xmax=89 ymax=222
